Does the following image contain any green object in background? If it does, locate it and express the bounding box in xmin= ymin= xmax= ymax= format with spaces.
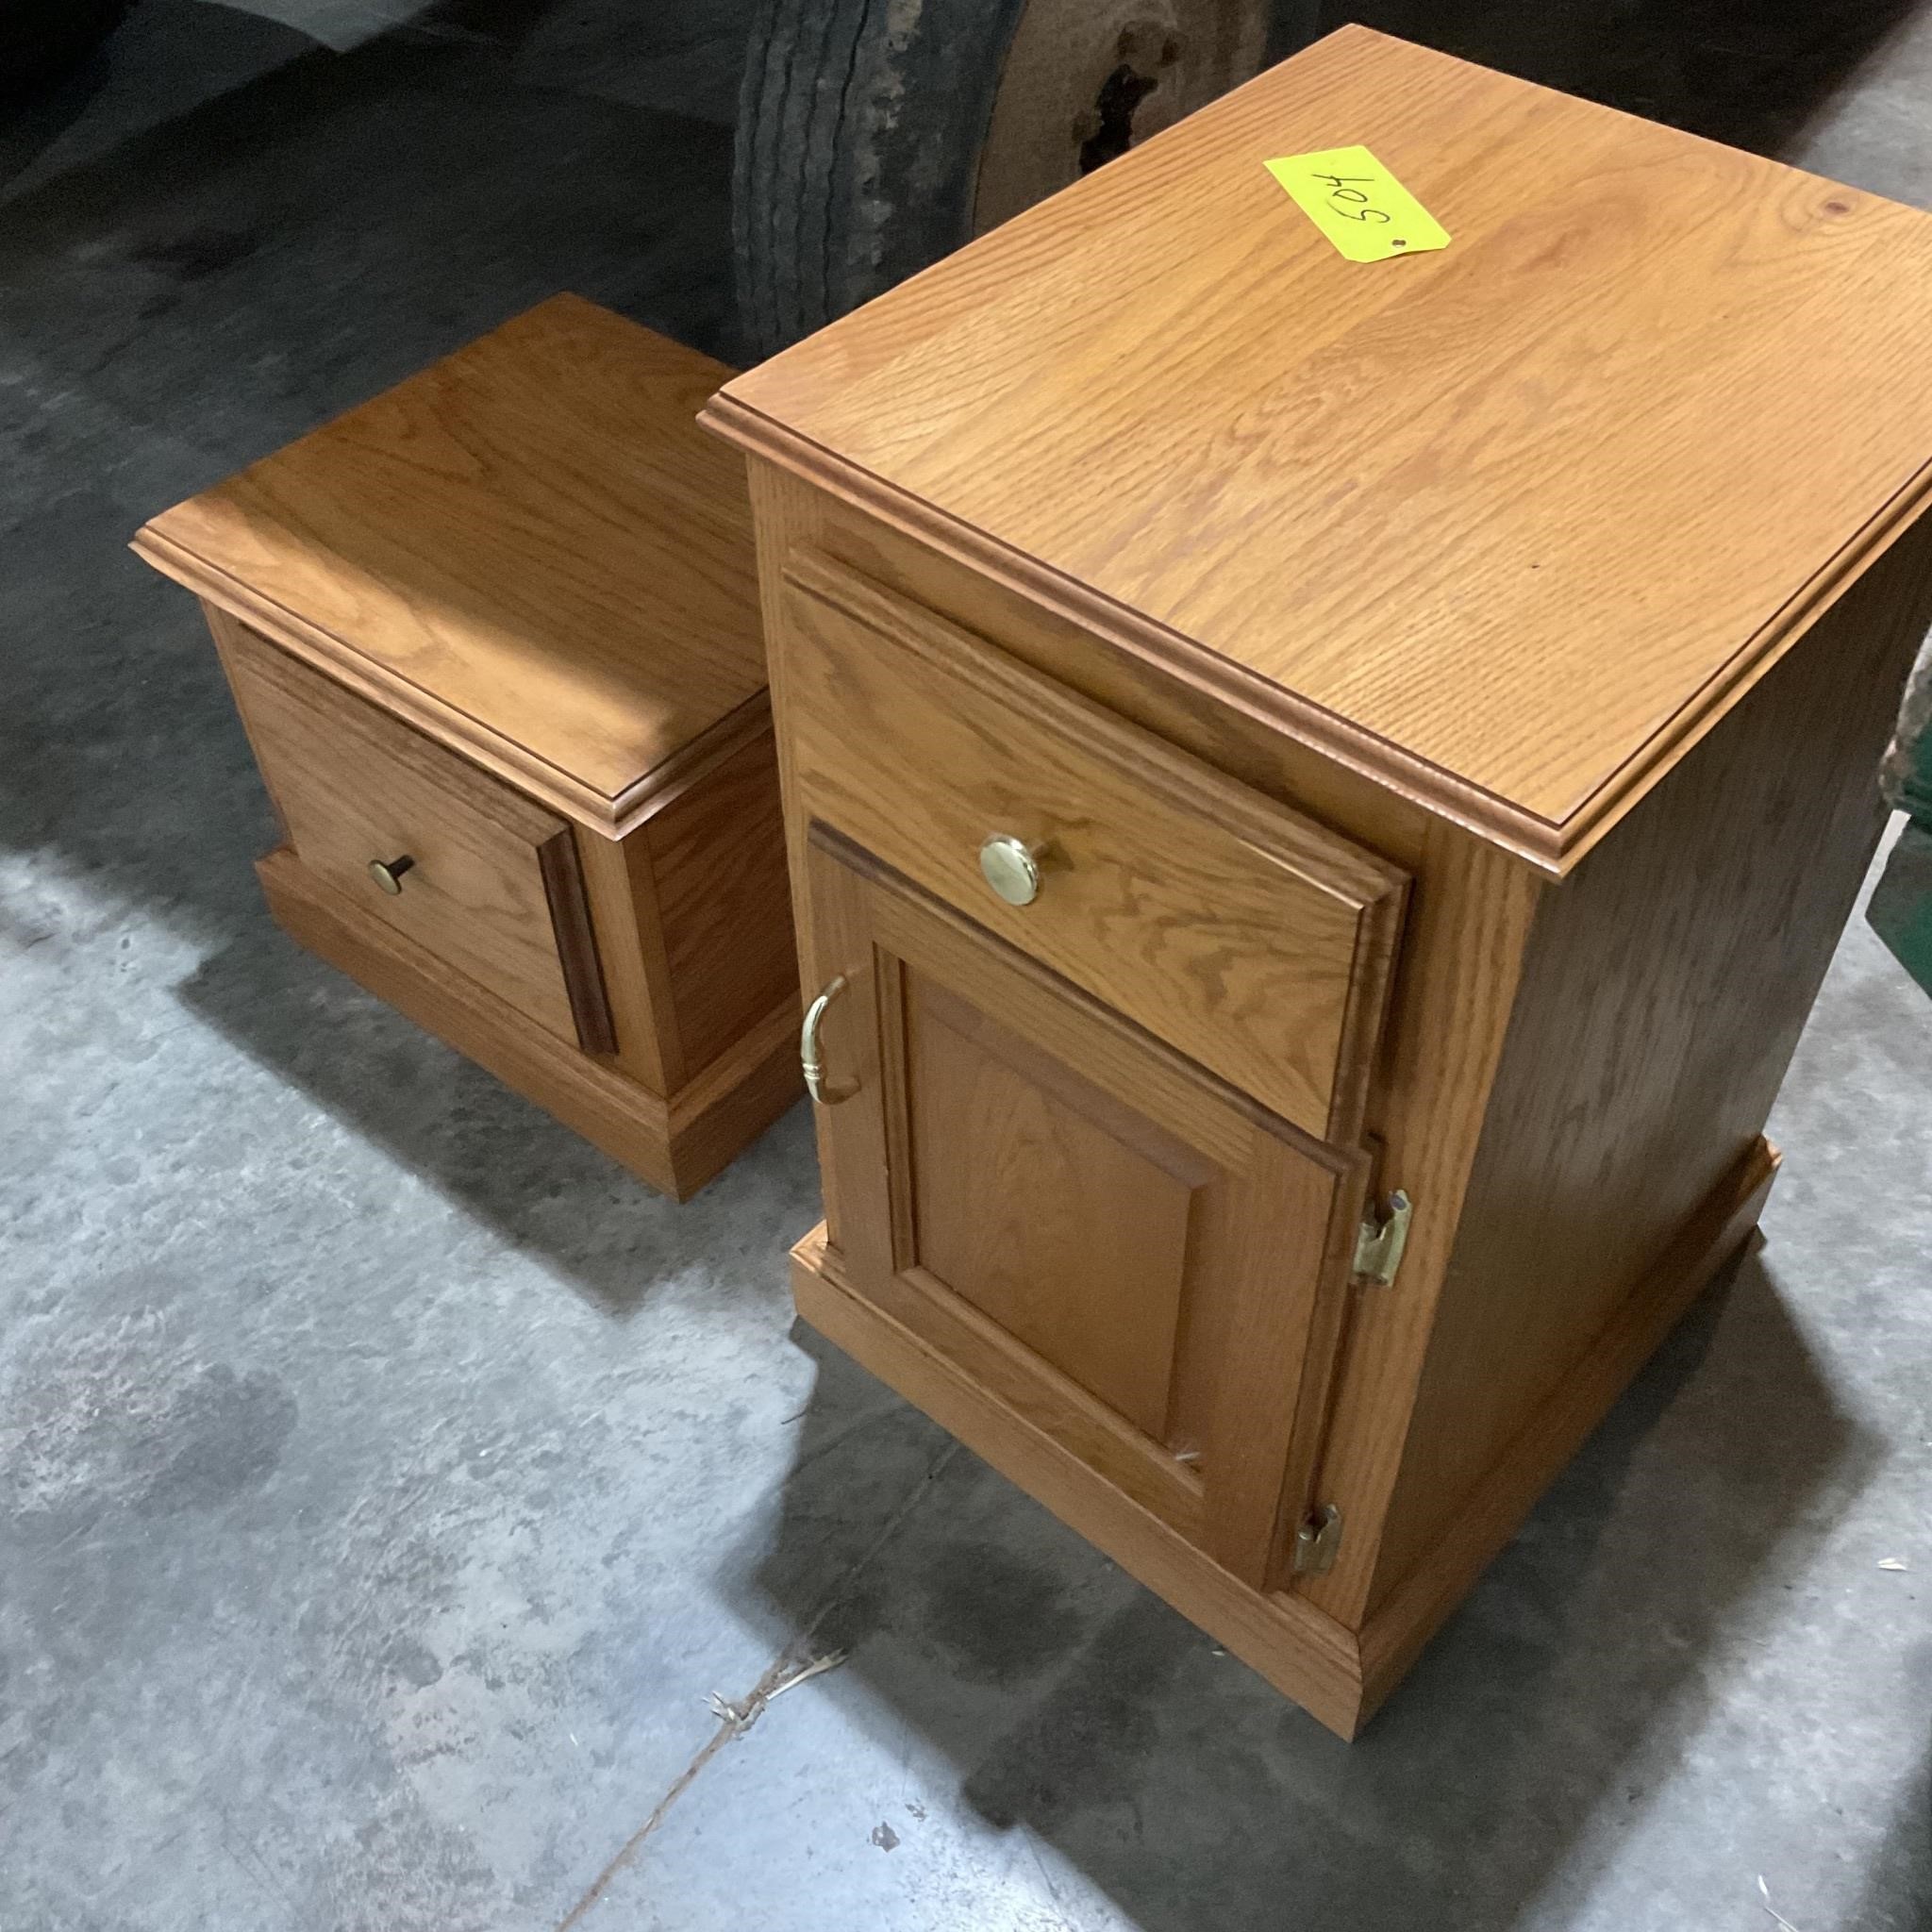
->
xmin=1869 ymin=822 xmax=1932 ymax=993
xmin=1869 ymin=655 xmax=1932 ymax=997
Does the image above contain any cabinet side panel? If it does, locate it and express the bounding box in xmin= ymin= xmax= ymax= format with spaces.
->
xmin=644 ymin=724 xmax=797 ymax=1083
xmin=1369 ymin=513 xmax=1932 ymax=1612
xmin=574 ymin=826 xmax=676 ymax=1093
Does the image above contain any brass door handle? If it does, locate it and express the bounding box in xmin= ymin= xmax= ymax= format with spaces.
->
xmin=979 ymin=834 xmax=1051 ymax=907
xmin=368 ymin=854 xmax=416 ymax=895
xmin=801 ymin=974 xmax=857 ymax=1105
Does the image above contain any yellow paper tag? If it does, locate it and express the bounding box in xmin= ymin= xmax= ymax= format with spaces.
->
xmin=1264 ymin=144 xmax=1449 ymax=262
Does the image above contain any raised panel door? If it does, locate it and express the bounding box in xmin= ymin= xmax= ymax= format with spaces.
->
xmin=801 ymin=824 xmax=1366 ymax=1588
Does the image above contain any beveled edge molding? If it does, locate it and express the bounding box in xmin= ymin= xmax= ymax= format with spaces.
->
xmin=130 ymin=521 xmax=775 ymax=841
xmin=702 ymin=391 xmax=1932 ymax=878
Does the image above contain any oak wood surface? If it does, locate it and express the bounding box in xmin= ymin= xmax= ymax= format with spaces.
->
xmin=258 ymin=849 xmax=799 ymax=1201
xmin=658 ymin=996 xmax=803 ymax=1199
xmin=805 ymin=836 xmax=1208 ymax=1536
xmin=536 ymin=833 xmax=617 ymax=1058
xmin=805 ymin=830 xmax=1358 ymax=1587
xmin=572 ymin=824 xmax=679 ymax=1094
xmin=642 ymin=725 xmax=797 ymax=1082
xmin=1294 ymin=824 xmax=1545 ymax=1626
xmin=729 ymin=24 xmax=1932 ymax=1729
xmin=783 ymin=550 xmax=1408 ymax=1143
xmin=909 ymin=976 xmax=1199 ymax=1441
xmin=214 ymin=609 xmax=605 ymax=1051
xmin=1357 ymin=1140 xmax=1777 ymax=1720
xmin=808 ymin=494 xmax=1437 ymax=881
xmin=1366 ymin=514 xmax=1932 ymax=1609
xmin=140 ymin=295 xmax=764 ymax=828
xmin=709 ymin=26 xmax=1932 ymax=870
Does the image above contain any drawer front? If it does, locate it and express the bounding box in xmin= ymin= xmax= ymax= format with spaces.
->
xmin=781 ymin=553 xmax=1407 ymax=1142
xmin=213 ymin=614 xmax=611 ymax=1051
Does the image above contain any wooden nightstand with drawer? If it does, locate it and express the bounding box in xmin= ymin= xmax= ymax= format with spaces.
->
xmin=136 ymin=295 xmax=799 ymax=1199
xmin=706 ymin=29 xmax=1932 ymax=1732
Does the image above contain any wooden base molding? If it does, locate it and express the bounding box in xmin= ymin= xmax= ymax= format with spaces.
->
xmin=793 ymin=1132 xmax=1774 ymax=1739
xmin=262 ymin=850 xmax=799 ymax=1200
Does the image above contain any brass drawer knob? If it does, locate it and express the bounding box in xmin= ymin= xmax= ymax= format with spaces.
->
xmin=800 ymin=974 xmax=857 ymax=1105
xmin=368 ymin=854 xmax=416 ymax=895
xmin=979 ymin=834 xmax=1049 ymax=907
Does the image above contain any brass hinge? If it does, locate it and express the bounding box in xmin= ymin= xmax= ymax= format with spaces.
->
xmin=1352 ymin=1190 xmax=1413 ymax=1288
xmin=1291 ymin=1503 xmax=1343 ymax=1576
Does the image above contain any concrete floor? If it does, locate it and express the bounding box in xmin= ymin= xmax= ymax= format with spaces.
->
xmin=2 ymin=3 xmax=1929 ymax=1927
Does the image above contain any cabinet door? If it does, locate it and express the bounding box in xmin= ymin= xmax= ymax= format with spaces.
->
xmin=803 ymin=826 xmax=1366 ymax=1589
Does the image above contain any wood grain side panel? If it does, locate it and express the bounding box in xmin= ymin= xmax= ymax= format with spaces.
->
xmin=746 ymin=459 xmax=844 ymax=1228
xmin=643 ymin=724 xmax=797 ymax=1081
xmin=792 ymin=1224 xmax=1368 ymax=1740
xmin=661 ymin=996 xmax=804 ymax=1198
xmin=1367 ymin=513 xmax=1932 ymax=1613
xmin=1294 ymin=824 xmax=1546 ymax=1627
xmin=1357 ymin=1140 xmax=1777 ymax=1720
xmin=572 ymin=826 xmax=677 ymax=1093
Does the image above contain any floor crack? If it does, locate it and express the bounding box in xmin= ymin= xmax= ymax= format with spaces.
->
xmin=553 ymin=1439 xmax=958 ymax=1929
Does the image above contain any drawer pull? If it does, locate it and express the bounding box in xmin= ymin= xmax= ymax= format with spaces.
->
xmin=801 ymin=974 xmax=857 ymax=1105
xmin=979 ymin=834 xmax=1050 ymax=908
xmin=367 ymin=854 xmax=416 ymax=895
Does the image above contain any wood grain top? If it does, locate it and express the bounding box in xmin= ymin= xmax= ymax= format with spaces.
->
xmin=708 ymin=27 xmax=1932 ymax=870
xmin=137 ymin=294 xmax=764 ymax=829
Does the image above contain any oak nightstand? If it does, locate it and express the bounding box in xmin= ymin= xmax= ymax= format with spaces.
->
xmin=138 ymin=295 xmax=799 ymax=1200
xmin=706 ymin=29 xmax=1932 ymax=1731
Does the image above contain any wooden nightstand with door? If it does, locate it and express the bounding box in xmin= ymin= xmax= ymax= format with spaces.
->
xmin=706 ymin=28 xmax=1932 ymax=1733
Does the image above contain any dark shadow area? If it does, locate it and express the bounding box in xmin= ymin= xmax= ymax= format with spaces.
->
xmin=0 ymin=0 xmax=316 ymax=197
xmin=0 ymin=0 xmax=755 ymax=1314
xmin=173 ymin=915 xmax=812 ymax=1317
xmin=748 ymin=1247 xmax=1881 ymax=1930
xmin=1345 ymin=0 xmax=1923 ymax=158
xmin=1852 ymin=1750 xmax=1932 ymax=1932
xmin=0 ymin=0 xmax=737 ymax=951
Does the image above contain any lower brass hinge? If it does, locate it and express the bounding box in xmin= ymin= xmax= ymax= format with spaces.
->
xmin=1353 ymin=1190 xmax=1413 ymax=1288
xmin=1291 ymin=1503 xmax=1343 ymax=1576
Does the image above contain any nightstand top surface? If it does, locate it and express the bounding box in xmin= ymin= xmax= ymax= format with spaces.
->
xmin=711 ymin=28 xmax=1932 ymax=867
xmin=138 ymin=295 xmax=764 ymax=824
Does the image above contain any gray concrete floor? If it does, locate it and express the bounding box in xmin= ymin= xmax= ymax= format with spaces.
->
xmin=2 ymin=3 xmax=1929 ymax=1927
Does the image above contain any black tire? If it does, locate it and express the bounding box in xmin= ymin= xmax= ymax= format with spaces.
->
xmin=734 ymin=0 xmax=1311 ymax=362
xmin=0 ymin=0 xmax=132 ymax=97
xmin=733 ymin=0 xmax=1028 ymax=364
